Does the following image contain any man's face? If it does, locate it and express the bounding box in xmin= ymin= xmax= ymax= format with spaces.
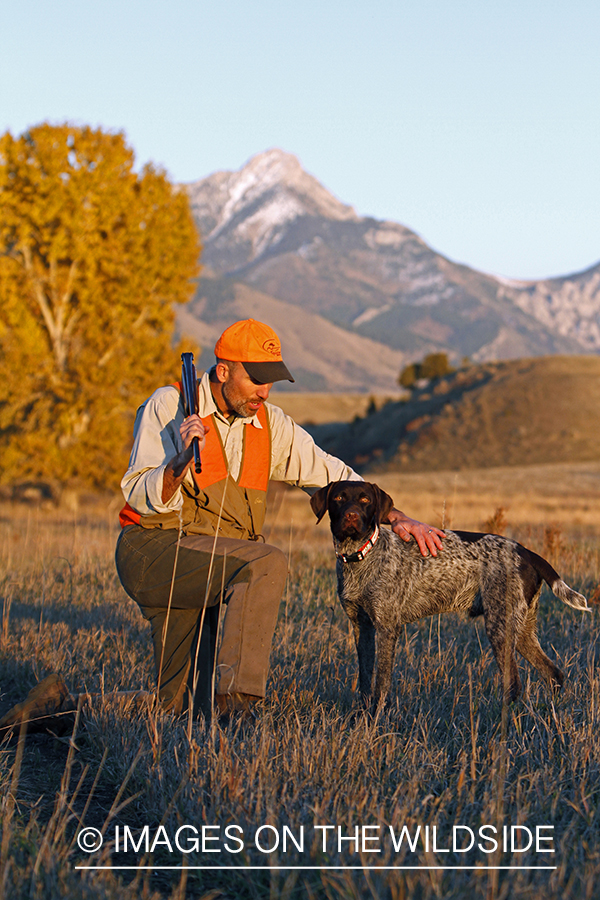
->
xmin=219 ymin=362 xmax=272 ymax=418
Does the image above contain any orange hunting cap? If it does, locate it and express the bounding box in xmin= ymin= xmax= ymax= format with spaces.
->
xmin=214 ymin=319 xmax=295 ymax=383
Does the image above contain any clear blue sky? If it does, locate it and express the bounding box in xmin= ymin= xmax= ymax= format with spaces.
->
xmin=1 ymin=0 xmax=598 ymax=280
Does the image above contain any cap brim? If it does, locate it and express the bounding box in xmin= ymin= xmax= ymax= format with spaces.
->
xmin=242 ymin=360 xmax=295 ymax=384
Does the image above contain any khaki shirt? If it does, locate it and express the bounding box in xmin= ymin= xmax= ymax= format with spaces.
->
xmin=121 ymin=370 xmax=362 ymax=517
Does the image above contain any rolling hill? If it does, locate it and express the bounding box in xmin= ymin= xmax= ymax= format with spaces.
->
xmin=280 ymin=355 xmax=600 ymax=473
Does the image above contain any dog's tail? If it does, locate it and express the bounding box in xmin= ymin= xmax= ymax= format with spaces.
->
xmin=551 ymin=579 xmax=590 ymax=611
xmin=526 ymin=548 xmax=590 ymax=611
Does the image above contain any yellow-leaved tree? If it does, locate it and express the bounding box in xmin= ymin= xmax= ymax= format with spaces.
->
xmin=0 ymin=123 xmax=200 ymax=490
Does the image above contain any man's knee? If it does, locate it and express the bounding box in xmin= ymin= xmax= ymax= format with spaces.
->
xmin=255 ymin=543 xmax=288 ymax=587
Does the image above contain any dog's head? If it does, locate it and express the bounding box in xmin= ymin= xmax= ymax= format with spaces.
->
xmin=310 ymin=481 xmax=394 ymax=541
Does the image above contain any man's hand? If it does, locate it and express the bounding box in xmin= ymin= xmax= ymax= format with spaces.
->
xmin=179 ymin=414 xmax=209 ymax=454
xmin=386 ymin=508 xmax=445 ymax=557
xmin=161 ymin=415 xmax=209 ymax=504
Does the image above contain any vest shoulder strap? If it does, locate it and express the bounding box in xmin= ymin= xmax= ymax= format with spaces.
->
xmin=238 ymin=404 xmax=270 ymax=492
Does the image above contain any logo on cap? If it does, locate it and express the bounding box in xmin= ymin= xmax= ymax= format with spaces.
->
xmin=262 ymin=340 xmax=281 ymax=357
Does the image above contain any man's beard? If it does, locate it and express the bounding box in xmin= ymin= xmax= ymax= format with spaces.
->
xmin=221 ymin=380 xmax=259 ymax=419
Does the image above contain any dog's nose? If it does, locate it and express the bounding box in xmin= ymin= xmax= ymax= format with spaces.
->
xmin=343 ymin=511 xmax=360 ymax=525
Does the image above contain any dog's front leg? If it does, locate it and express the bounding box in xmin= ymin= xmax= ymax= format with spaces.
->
xmin=373 ymin=629 xmax=398 ymax=709
xmin=351 ymin=609 xmax=376 ymax=706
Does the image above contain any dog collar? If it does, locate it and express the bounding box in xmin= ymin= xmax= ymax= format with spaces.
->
xmin=335 ymin=524 xmax=380 ymax=563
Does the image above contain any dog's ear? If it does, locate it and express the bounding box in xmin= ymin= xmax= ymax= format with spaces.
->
xmin=310 ymin=484 xmax=334 ymax=524
xmin=373 ymin=484 xmax=395 ymax=523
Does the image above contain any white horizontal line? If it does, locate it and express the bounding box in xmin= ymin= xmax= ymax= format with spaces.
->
xmin=75 ymin=865 xmax=557 ymax=871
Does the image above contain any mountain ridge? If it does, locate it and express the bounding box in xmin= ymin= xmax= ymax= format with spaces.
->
xmin=178 ymin=150 xmax=600 ymax=390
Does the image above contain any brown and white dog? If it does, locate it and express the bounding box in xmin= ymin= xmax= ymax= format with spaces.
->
xmin=311 ymin=481 xmax=589 ymax=709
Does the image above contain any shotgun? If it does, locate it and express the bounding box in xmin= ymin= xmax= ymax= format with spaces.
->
xmin=180 ymin=352 xmax=202 ymax=474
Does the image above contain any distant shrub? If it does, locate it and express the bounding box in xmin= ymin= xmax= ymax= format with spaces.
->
xmin=398 ymin=353 xmax=454 ymax=389
xmin=399 ymin=363 xmax=418 ymax=389
xmin=419 ymin=352 xmax=454 ymax=380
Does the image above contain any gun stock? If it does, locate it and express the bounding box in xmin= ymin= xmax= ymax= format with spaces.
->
xmin=180 ymin=352 xmax=202 ymax=474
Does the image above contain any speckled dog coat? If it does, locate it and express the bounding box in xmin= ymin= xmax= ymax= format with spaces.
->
xmin=311 ymin=481 xmax=589 ymax=708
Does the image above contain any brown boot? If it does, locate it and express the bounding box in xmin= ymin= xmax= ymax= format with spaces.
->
xmin=0 ymin=674 xmax=73 ymax=738
xmin=215 ymin=692 xmax=262 ymax=723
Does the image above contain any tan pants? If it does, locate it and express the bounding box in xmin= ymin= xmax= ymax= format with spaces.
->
xmin=115 ymin=527 xmax=288 ymax=715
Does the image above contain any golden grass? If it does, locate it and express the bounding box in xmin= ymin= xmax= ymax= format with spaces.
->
xmin=374 ymin=461 xmax=600 ymax=534
xmin=0 ymin=472 xmax=599 ymax=899
xmin=266 ymin=460 xmax=600 ymax=544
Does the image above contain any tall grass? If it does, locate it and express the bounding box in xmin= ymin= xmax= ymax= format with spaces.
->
xmin=0 ymin=491 xmax=599 ymax=899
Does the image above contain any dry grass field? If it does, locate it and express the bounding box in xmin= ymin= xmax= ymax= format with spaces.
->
xmin=0 ymin=463 xmax=599 ymax=899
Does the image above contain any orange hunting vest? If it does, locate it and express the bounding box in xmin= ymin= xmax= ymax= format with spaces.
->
xmin=119 ymin=399 xmax=271 ymax=541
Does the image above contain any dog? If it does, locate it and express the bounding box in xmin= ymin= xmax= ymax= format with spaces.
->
xmin=311 ymin=481 xmax=590 ymax=708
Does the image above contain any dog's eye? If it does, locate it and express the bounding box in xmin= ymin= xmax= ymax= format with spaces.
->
xmin=359 ymin=496 xmax=370 ymax=504
xmin=333 ymin=495 xmax=344 ymax=503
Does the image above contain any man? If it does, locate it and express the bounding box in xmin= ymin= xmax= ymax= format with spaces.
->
xmin=115 ymin=319 xmax=445 ymax=721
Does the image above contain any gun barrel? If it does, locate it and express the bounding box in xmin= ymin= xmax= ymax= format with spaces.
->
xmin=181 ymin=352 xmax=202 ymax=474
